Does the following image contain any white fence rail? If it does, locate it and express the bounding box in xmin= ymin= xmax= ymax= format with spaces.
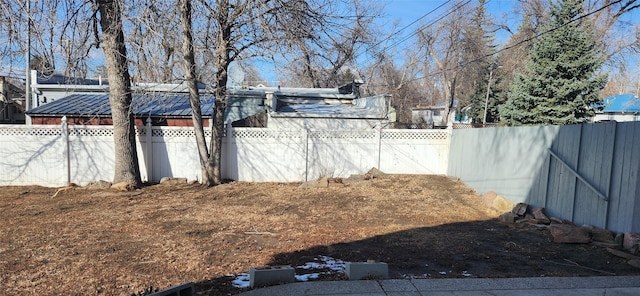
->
xmin=0 ymin=123 xmax=451 ymax=187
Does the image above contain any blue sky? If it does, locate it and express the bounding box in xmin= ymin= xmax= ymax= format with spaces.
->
xmin=381 ymin=0 xmax=519 ymax=50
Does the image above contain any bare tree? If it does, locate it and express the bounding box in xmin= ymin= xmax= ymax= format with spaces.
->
xmin=177 ymin=0 xmax=337 ymax=185
xmin=417 ymin=1 xmax=471 ymax=126
xmin=280 ymin=0 xmax=381 ymax=88
xmin=95 ymin=0 xmax=142 ymax=187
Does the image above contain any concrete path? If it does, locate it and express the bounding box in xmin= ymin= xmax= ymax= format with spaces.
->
xmin=238 ymin=276 xmax=640 ymax=296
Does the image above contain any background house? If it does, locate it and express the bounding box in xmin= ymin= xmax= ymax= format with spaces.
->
xmin=265 ymin=83 xmax=391 ymax=130
xmin=410 ymin=100 xmax=467 ymax=129
xmin=593 ymin=94 xmax=640 ymax=122
xmin=27 ymin=78 xmax=391 ymax=129
xmin=0 ymin=76 xmax=26 ymax=124
xmin=26 ymin=91 xmax=266 ymax=126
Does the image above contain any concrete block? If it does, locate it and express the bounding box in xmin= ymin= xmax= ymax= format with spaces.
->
xmin=345 ymin=261 xmax=388 ymax=280
xmin=148 ymin=282 xmax=194 ymax=296
xmin=250 ymin=265 xmax=295 ymax=288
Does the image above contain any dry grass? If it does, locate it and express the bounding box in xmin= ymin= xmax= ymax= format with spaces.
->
xmin=0 ymin=175 xmax=637 ymax=295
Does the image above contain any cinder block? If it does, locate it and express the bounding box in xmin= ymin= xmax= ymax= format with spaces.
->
xmin=345 ymin=261 xmax=388 ymax=280
xmin=250 ymin=265 xmax=295 ymax=288
xmin=148 ymin=282 xmax=194 ymax=296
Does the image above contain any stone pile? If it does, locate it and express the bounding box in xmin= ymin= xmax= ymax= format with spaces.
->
xmin=498 ymin=202 xmax=640 ymax=269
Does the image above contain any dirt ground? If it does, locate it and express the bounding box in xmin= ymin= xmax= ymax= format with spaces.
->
xmin=1 ymin=175 xmax=638 ymax=295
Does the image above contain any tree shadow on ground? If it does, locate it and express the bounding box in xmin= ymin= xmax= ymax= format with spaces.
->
xmin=194 ymin=219 xmax=639 ymax=295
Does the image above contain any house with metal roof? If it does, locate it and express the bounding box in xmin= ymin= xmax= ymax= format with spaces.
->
xmin=263 ymin=81 xmax=391 ymax=130
xmin=26 ymin=79 xmax=393 ymax=129
xmin=593 ymin=94 xmax=640 ymax=122
xmin=26 ymin=90 xmax=266 ymax=126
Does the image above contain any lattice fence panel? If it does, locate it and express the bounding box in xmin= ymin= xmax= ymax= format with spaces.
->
xmin=0 ymin=126 xmax=63 ymax=136
xmin=69 ymin=127 xmax=115 ymax=137
xmin=232 ymin=129 xmax=304 ymax=139
xmin=152 ymin=128 xmax=197 ymax=138
xmin=309 ymin=130 xmax=377 ymax=139
xmin=381 ymin=130 xmax=450 ymax=140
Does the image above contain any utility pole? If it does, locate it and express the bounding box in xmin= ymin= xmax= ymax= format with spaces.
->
xmin=482 ymin=68 xmax=494 ymax=125
xmin=25 ymin=0 xmax=31 ymax=125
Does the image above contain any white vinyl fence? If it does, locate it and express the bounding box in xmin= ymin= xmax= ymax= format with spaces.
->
xmin=0 ymin=122 xmax=451 ymax=187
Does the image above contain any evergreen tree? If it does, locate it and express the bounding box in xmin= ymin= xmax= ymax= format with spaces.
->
xmin=500 ymin=0 xmax=607 ymax=126
xmin=459 ymin=0 xmax=496 ymax=123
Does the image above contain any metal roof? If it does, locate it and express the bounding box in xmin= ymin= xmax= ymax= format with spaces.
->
xmin=601 ymin=94 xmax=640 ymax=113
xmin=26 ymin=93 xmax=215 ymax=117
xmin=26 ymin=93 xmax=265 ymax=123
xmin=273 ymin=95 xmax=389 ymax=119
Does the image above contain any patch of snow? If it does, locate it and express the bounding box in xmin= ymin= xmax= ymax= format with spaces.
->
xmin=231 ymin=255 xmax=346 ymax=287
xmin=439 ymin=271 xmax=447 ymax=275
xmin=297 ymin=256 xmax=346 ymax=272
xmin=295 ymin=273 xmax=320 ymax=281
xmin=461 ymin=271 xmax=472 ymax=277
xmin=231 ymin=273 xmax=250 ymax=288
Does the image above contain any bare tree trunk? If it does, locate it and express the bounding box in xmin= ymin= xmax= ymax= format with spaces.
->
xmin=96 ymin=0 xmax=141 ymax=187
xmin=209 ymin=0 xmax=232 ymax=186
xmin=179 ymin=0 xmax=216 ymax=185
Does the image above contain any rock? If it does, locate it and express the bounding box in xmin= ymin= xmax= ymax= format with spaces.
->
xmin=550 ymin=217 xmax=570 ymax=224
xmin=159 ymin=177 xmax=187 ymax=185
xmin=299 ymin=177 xmax=328 ymax=188
xmin=629 ymin=260 xmax=640 ymax=269
xmin=328 ymin=178 xmax=346 ymax=188
xmin=342 ymin=175 xmax=371 ymax=187
xmin=85 ymin=180 xmax=112 ymax=190
xmin=590 ymin=228 xmax=615 ymax=243
xmin=549 ymin=224 xmax=591 ymax=244
xmin=531 ymin=207 xmax=549 ymax=220
xmin=606 ymin=248 xmax=640 ymax=260
xmin=512 ymin=203 xmax=528 ymax=216
xmin=491 ymin=196 xmax=515 ymax=214
xmin=480 ymin=191 xmax=498 ymax=208
xmin=499 ymin=212 xmax=516 ymax=224
xmin=111 ymin=182 xmax=135 ymax=192
xmin=591 ymin=241 xmax=620 ymax=248
xmin=366 ymin=167 xmax=385 ymax=178
xmin=623 ymin=233 xmax=640 ymax=254
xmin=480 ymin=192 xmax=515 ymax=214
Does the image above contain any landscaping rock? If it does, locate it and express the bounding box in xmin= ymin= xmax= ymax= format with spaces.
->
xmin=590 ymin=227 xmax=615 ymax=243
xmin=342 ymin=175 xmax=371 ymax=187
xmin=606 ymin=248 xmax=640 ymax=261
xmin=549 ymin=224 xmax=591 ymax=244
xmin=85 ymin=180 xmax=112 ymax=190
xmin=499 ymin=212 xmax=516 ymax=224
xmin=159 ymin=177 xmax=188 ymax=185
xmin=512 ymin=203 xmax=528 ymax=216
xmin=481 ymin=192 xmax=515 ymax=214
xmin=623 ymin=232 xmax=640 ymax=254
xmin=299 ymin=177 xmax=328 ymax=188
xmin=531 ymin=207 xmax=549 ymax=221
xmin=111 ymin=182 xmax=135 ymax=191
xmin=629 ymin=259 xmax=640 ymax=269
xmin=365 ymin=167 xmax=385 ymax=179
xmin=328 ymin=178 xmax=346 ymax=187
xmin=480 ymin=191 xmax=498 ymax=208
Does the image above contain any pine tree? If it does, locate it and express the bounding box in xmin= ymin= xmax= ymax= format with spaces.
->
xmin=500 ymin=0 xmax=607 ymax=126
xmin=459 ymin=0 xmax=496 ymax=123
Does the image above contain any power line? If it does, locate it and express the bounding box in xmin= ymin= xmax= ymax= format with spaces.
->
xmin=402 ymin=0 xmax=626 ymax=84
xmin=369 ymin=0 xmax=452 ymax=51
